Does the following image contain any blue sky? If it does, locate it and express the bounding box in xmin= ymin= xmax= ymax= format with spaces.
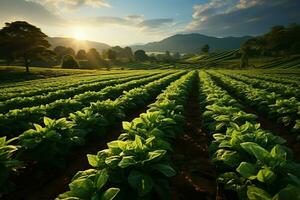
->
xmin=0 ymin=0 xmax=299 ymax=45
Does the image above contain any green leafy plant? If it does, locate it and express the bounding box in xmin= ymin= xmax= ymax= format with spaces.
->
xmin=0 ymin=137 xmax=22 ymax=194
xmin=18 ymin=117 xmax=86 ymax=167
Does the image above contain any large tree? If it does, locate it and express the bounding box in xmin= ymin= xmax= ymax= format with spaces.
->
xmin=86 ymin=48 xmax=101 ymax=66
xmin=134 ymin=50 xmax=148 ymax=61
xmin=241 ymin=23 xmax=300 ymax=56
xmin=54 ymin=46 xmax=75 ymax=61
xmin=61 ymin=55 xmax=80 ymax=69
xmin=76 ymin=49 xmax=87 ymax=60
xmin=107 ymin=49 xmax=117 ymax=61
xmin=201 ymin=44 xmax=210 ymax=54
xmin=0 ymin=21 xmax=51 ymax=72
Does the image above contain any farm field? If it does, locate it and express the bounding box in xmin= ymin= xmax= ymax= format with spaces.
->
xmin=0 ymin=68 xmax=299 ymax=200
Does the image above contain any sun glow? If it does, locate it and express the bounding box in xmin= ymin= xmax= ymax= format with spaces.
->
xmin=72 ymin=27 xmax=87 ymax=40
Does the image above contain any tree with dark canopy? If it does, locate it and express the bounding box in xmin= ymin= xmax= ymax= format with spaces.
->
xmin=54 ymin=46 xmax=75 ymax=61
xmin=76 ymin=49 xmax=87 ymax=60
xmin=201 ymin=44 xmax=210 ymax=54
xmin=134 ymin=50 xmax=148 ymax=61
xmin=241 ymin=24 xmax=300 ymax=56
xmin=0 ymin=21 xmax=51 ymax=72
xmin=86 ymin=48 xmax=102 ymax=66
xmin=107 ymin=49 xmax=117 ymax=61
xmin=61 ymin=55 xmax=80 ymax=69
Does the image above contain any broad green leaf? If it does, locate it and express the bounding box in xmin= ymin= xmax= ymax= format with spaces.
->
xmin=134 ymin=135 xmax=144 ymax=150
xmin=145 ymin=136 xmax=156 ymax=145
xmin=236 ymin=162 xmax=257 ymax=179
xmin=96 ymin=169 xmax=109 ymax=190
xmin=69 ymin=178 xmax=94 ymax=199
xmin=146 ymin=150 xmax=166 ymax=163
xmin=122 ymin=121 xmax=131 ymax=130
xmin=71 ymin=169 xmax=97 ymax=182
xmin=33 ymin=124 xmax=43 ymax=132
xmin=0 ymin=137 xmax=6 ymax=146
xmin=43 ymin=117 xmax=53 ymax=126
xmin=107 ymin=141 xmax=122 ymax=154
xmin=240 ymin=142 xmax=271 ymax=163
xmin=247 ymin=186 xmax=272 ymax=200
xmin=87 ymin=154 xmax=98 ymax=167
xmin=105 ymin=156 xmax=121 ymax=167
xmin=270 ymin=145 xmax=287 ymax=160
xmin=257 ymin=168 xmax=276 ymax=184
xmin=152 ymin=164 xmax=176 ymax=177
xmin=118 ymin=156 xmax=136 ymax=168
xmin=273 ymin=184 xmax=300 ymax=200
xmin=101 ymin=188 xmax=120 ymax=200
xmin=213 ymin=134 xmax=226 ymax=141
xmin=215 ymin=149 xmax=241 ymax=167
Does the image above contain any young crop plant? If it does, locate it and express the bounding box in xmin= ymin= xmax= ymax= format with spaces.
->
xmin=57 ymin=71 xmax=196 ymax=200
xmin=0 ymin=137 xmax=22 ymax=194
xmin=199 ymin=71 xmax=300 ymax=200
xmin=209 ymin=71 xmax=300 ymax=137
xmin=0 ymin=71 xmax=186 ymax=195
xmin=18 ymin=117 xmax=86 ymax=168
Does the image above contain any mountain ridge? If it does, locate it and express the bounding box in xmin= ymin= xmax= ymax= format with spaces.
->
xmin=131 ymin=33 xmax=252 ymax=53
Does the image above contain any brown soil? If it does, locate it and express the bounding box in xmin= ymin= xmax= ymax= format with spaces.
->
xmin=170 ymin=76 xmax=221 ymax=200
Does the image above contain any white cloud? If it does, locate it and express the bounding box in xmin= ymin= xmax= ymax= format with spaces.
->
xmin=89 ymin=15 xmax=176 ymax=32
xmin=27 ymin=0 xmax=111 ymax=12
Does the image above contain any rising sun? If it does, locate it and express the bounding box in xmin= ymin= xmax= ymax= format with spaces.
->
xmin=72 ymin=27 xmax=86 ymax=40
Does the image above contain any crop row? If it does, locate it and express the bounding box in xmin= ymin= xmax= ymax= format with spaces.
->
xmin=56 ymin=71 xmax=196 ymax=199
xmin=0 ymin=71 xmax=143 ymax=101
xmin=220 ymin=72 xmax=300 ymax=100
xmin=0 ymin=72 xmax=175 ymax=136
xmin=208 ymin=71 xmax=300 ymax=136
xmin=199 ymin=71 xmax=300 ymax=199
xmin=0 ymin=70 xmax=130 ymax=90
xmin=0 ymin=72 xmax=159 ymax=113
xmin=0 ymin=71 xmax=186 ymax=194
xmin=234 ymin=72 xmax=299 ymax=87
xmin=0 ymin=72 xmax=102 ymax=91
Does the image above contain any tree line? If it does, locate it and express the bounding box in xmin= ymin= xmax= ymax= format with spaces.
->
xmin=0 ymin=21 xmax=167 ymax=72
xmin=240 ymin=23 xmax=300 ymax=67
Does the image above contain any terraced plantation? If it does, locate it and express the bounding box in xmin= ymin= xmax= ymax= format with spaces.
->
xmin=0 ymin=69 xmax=299 ymax=200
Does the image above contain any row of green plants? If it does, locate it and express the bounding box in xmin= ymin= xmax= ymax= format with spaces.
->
xmin=0 ymin=72 xmax=173 ymax=136
xmin=220 ymin=72 xmax=300 ymax=100
xmin=0 ymin=72 xmax=103 ymax=95
xmin=209 ymin=71 xmax=300 ymax=137
xmin=239 ymin=73 xmax=299 ymax=87
xmin=0 ymin=72 xmax=157 ymax=113
xmin=0 ymin=71 xmax=186 ymax=195
xmin=56 ymin=71 xmax=196 ymax=200
xmin=0 ymin=71 xmax=136 ymax=101
xmin=199 ymin=71 xmax=300 ymax=200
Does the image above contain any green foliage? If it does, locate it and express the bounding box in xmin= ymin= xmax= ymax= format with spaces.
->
xmin=18 ymin=117 xmax=86 ymax=167
xmin=201 ymin=44 xmax=210 ymax=54
xmin=58 ymin=71 xmax=195 ymax=199
xmin=0 ymin=137 xmax=22 ymax=194
xmin=199 ymin=71 xmax=300 ymax=199
xmin=134 ymin=50 xmax=149 ymax=61
xmin=242 ymin=23 xmax=300 ymax=56
xmin=0 ymin=21 xmax=52 ymax=72
xmin=62 ymin=54 xmax=80 ymax=69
